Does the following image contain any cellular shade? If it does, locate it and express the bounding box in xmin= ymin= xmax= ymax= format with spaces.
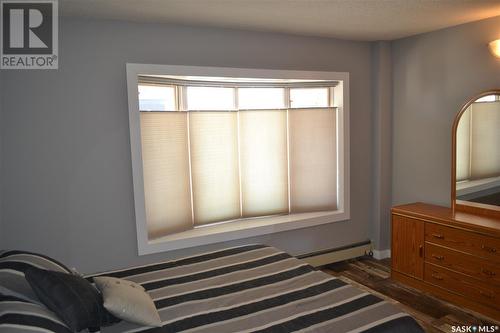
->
xmin=456 ymin=107 xmax=471 ymax=181
xmin=140 ymin=112 xmax=192 ymax=239
xmin=470 ymin=102 xmax=500 ymax=179
xmin=239 ymin=110 xmax=288 ymax=217
xmin=289 ymin=108 xmax=337 ymax=212
xmin=189 ymin=112 xmax=241 ymax=225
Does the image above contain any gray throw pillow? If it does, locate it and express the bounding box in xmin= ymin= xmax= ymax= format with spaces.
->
xmin=93 ymin=276 xmax=162 ymax=327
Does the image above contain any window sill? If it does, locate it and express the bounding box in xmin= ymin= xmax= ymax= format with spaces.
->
xmin=456 ymin=176 xmax=500 ymax=196
xmin=139 ymin=210 xmax=349 ymax=255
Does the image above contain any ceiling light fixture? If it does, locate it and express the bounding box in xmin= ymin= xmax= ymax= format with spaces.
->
xmin=489 ymin=39 xmax=500 ymax=58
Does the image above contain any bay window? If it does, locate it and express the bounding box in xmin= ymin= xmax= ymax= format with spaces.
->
xmin=127 ymin=65 xmax=349 ymax=254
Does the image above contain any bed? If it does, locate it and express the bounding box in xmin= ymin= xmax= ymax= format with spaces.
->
xmin=1 ymin=245 xmax=423 ymax=332
xmin=83 ymin=244 xmax=424 ymax=333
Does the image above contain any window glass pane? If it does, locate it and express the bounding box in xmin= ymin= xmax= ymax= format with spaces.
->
xmin=139 ymin=85 xmax=176 ymax=111
xmin=290 ymin=88 xmax=329 ymax=108
xmin=187 ymin=87 xmax=235 ymax=110
xmin=238 ymin=88 xmax=285 ymax=109
xmin=475 ymin=95 xmax=497 ymax=103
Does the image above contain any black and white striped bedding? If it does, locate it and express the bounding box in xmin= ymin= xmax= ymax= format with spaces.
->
xmin=0 ymin=250 xmax=72 ymax=304
xmin=85 ymin=244 xmax=423 ymax=333
xmin=0 ymin=250 xmax=75 ymax=332
xmin=0 ymin=293 xmax=73 ymax=333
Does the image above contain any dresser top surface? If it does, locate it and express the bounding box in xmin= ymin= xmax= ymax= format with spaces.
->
xmin=392 ymin=202 xmax=500 ymax=237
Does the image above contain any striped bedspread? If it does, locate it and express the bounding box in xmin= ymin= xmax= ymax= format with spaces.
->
xmin=88 ymin=245 xmax=423 ymax=333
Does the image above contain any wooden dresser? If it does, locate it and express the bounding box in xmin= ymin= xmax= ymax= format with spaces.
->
xmin=391 ymin=202 xmax=500 ymax=320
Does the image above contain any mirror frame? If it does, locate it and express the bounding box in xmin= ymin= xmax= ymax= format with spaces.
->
xmin=451 ymin=89 xmax=500 ymax=218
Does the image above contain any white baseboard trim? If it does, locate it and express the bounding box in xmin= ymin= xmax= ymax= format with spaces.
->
xmin=372 ymin=249 xmax=391 ymax=260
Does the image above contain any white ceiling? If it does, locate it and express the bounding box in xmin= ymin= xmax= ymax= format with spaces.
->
xmin=60 ymin=0 xmax=500 ymax=41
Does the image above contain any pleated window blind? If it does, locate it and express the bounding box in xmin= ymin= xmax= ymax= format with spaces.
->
xmin=456 ymin=107 xmax=471 ymax=182
xmin=138 ymin=84 xmax=338 ymax=239
xmin=456 ymin=100 xmax=500 ymax=182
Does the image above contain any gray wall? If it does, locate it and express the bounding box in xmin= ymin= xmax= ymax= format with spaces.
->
xmin=392 ymin=16 xmax=500 ymax=207
xmin=371 ymin=42 xmax=392 ymax=251
xmin=1 ymin=18 xmax=374 ymax=273
xmin=4 ymin=14 xmax=499 ymax=272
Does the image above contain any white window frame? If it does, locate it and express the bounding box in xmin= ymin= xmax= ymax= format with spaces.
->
xmin=127 ymin=63 xmax=350 ymax=255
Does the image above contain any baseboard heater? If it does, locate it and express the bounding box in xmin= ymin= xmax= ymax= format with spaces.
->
xmin=296 ymin=240 xmax=372 ymax=268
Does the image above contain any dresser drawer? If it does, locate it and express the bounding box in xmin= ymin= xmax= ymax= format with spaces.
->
xmin=424 ymin=263 xmax=500 ymax=309
xmin=425 ymin=243 xmax=500 ymax=286
xmin=425 ymin=223 xmax=500 ymax=263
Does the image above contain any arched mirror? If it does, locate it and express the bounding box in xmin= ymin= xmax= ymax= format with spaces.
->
xmin=452 ymin=90 xmax=500 ymax=218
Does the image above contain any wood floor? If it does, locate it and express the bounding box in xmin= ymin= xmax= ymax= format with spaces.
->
xmin=322 ymin=257 xmax=500 ymax=333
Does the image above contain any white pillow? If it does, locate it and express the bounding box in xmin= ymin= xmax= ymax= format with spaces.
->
xmin=93 ymin=276 xmax=162 ymax=327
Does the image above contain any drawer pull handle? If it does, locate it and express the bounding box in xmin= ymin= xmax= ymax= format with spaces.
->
xmin=481 ymin=268 xmax=496 ymax=276
xmin=432 ymin=234 xmax=444 ymax=239
xmin=432 ymin=254 xmax=444 ymax=260
xmin=481 ymin=245 xmax=497 ymax=253
xmin=419 ymin=245 xmax=423 ymax=257
xmin=479 ymin=290 xmax=494 ymax=299
xmin=431 ymin=273 xmax=443 ymax=280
